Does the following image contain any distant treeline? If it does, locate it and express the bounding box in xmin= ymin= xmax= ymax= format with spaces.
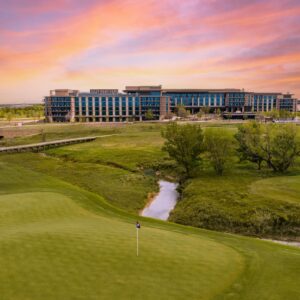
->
xmin=0 ymin=105 xmax=44 ymax=120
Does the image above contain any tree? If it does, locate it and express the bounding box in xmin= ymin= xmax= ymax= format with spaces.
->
xmin=205 ymin=129 xmax=233 ymax=175
xmin=264 ymin=109 xmax=280 ymax=120
xmin=200 ymin=107 xmax=210 ymax=119
xmin=279 ymin=110 xmax=293 ymax=119
xmin=235 ymin=122 xmax=264 ymax=169
xmin=176 ymin=104 xmax=189 ymax=118
xmin=161 ymin=123 xmax=204 ymax=177
xmin=261 ymin=124 xmax=300 ymax=172
xmin=6 ymin=112 xmax=13 ymax=123
xmin=235 ymin=123 xmax=300 ymax=172
xmin=197 ymin=111 xmax=203 ymax=119
xmin=145 ymin=109 xmax=154 ymax=120
xmin=0 ymin=105 xmax=44 ymax=121
xmin=201 ymin=107 xmax=210 ymax=115
xmin=164 ymin=112 xmax=174 ymax=120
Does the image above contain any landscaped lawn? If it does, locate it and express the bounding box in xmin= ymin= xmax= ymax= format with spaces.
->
xmin=0 ymin=156 xmax=300 ymax=299
xmin=0 ymin=122 xmax=300 ymax=299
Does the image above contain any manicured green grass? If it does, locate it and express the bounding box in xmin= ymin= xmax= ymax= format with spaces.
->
xmin=0 ymin=158 xmax=300 ymax=299
xmin=250 ymin=175 xmax=300 ymax=204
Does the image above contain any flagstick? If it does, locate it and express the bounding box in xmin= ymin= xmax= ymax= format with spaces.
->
xmin=136 ymin=227 xmax=139 ymax=256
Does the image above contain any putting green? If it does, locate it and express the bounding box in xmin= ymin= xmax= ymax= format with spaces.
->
xmin=0 ymin=191 xmax=242 ymax=299
xmin=0 ymin=160 xmax=299 ymax=299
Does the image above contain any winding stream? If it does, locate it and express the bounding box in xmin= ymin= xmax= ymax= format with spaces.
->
xmin=141 ymin=181 xmax=300 ymax=248
xmin=264 ymin=239 xmax=300 ymax=248
xmin=141 ymin=180 xmax=179 ymax=220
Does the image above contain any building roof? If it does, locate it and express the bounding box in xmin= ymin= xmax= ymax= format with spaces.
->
xmin=124 ymin=85 xmax=162 ymax=91
xmin=162 ymin=88 xmax=242 ymax=93
xmin=251 ymin=92 xmax=282 ymax=95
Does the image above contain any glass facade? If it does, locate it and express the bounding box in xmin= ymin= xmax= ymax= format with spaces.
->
xmin=166 ymin=92 xmax=225 ymax=108
xmin=47 ymin=96 xmax=71 ymax=121
xmin=45 ymin=87 xmax=297 ymax=122
xmin=253 ymin=94 xmax=278 ymax=112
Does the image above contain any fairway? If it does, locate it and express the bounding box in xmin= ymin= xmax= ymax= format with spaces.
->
xmin=0 ymin=156 xmax=300 ymax=299
xmin=250 ymin=176 xmax=300 ymax=204
xmin=0 ymin=163 xmax=243 ymax=299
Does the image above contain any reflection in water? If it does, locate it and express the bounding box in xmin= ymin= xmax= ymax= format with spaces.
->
xmin=142 ymin=180 xmax=179 ymax=221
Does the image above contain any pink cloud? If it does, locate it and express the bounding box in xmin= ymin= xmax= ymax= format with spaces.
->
xmin=0 ymin=0 xmax=300 ymax=102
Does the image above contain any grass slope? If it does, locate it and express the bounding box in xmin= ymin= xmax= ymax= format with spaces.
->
xmin=0 ymin=157 xmax=300 ymax=299
xmin=170 ymin=165 xmax=300 ymax=239
xmin=3 ymin=122 xmax=299 ymax=239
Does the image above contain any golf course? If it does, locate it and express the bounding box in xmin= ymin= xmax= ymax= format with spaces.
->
xmin=0 ymin=123 xmax=300 ymax=299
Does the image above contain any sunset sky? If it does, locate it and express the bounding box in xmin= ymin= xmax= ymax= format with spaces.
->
xmin=0 ymin=0 xmax=300 ymax=103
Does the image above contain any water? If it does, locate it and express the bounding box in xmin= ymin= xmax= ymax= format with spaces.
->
xmin=265 ymin=239 xmax=300 ymax=248
xmin=141 ymin=180 xmax=179 ymax=220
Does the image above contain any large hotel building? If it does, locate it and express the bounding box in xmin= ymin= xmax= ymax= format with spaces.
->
xmin=44 ymin=86 xmax=298 ymax=122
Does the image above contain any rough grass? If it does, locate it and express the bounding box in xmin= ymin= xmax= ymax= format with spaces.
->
xmin=0 ymin=123 xmax=164 ymax=146
xmin=2 ymin=152 xmax=157 ymax=213
xmin=2 ymin=122 xmax=299 ymax=239
xmin=0 ymin=159 xmax=300 ymax=299
xmin=170 ymin=164 xmax=300 ymax=240
xmin=46 ymin=131 xmax=166 ymax=171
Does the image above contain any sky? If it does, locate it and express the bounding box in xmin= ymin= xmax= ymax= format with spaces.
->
xmin=0 ymin=0 xmax=300 ymax=103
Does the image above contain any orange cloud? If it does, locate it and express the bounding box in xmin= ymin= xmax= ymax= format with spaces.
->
xmin=0 ymin=0 xmax=172 ymax=83
xmin=1 ymin=0 xmax=300 ymax=102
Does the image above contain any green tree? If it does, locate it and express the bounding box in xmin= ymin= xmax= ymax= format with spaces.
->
xmin=6 ymin=112 xmax=13 ymax=123
xmin=145 ymin=109 xmax=154 ymax=120
xmin=235 ymin=123 xmax=300 ymax=172
xmin=205 ymin=129 xmax=233 ymax=175
xmin=264 ymin=109 xmax=280 ymax=119
xmin=261 ymin=124 xmax=300 ymax=172
xmin=235 ymin=122 xmax=264 ymax=169
xmin=197 ymin=111 xmax=203 ymax=119
xmin=202 ymin=107 xmax=210 ymax=115
xmin=279 ymin=110 xmax=293 ymax=119
xmin=176 ymin=104 xmax=189 ymax=118
xmin=200 ymin=107 xmax=210 ymax=119
xmin=0 ymin=105 xmax=44 ymax=120
xmin=162 ymin=123 xmax=204 ymax=177
xmin=164 ymin=112 xmax=174 ymax=120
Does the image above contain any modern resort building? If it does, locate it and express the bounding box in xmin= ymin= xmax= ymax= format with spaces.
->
xmin=44 ymin=86 xmax=298 ymax=122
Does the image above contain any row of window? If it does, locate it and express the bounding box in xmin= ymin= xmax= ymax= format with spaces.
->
xmin=75 ymin=99 xmax=140 ymax=108
xmin=165 ymin=93 xmax=226 ymax=98
xmin=75 ymin=108 xmax=140 ymax=116
xmin=253 ymin=95 xmax=277 ymax=100
xmin=172 ymin=98 xmax=226 ymax=106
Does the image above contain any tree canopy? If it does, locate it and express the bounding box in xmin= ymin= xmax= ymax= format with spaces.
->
xmin=162 ymin=123 xmax=204 ymax=177
xmin=205 ymin=129 xmax=233 ymax=175
xmin=235 ymin=123 xmax=300 ymax=172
